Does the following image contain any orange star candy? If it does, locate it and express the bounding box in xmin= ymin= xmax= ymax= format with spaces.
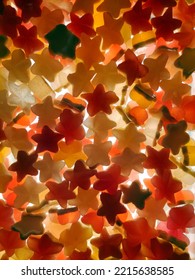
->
xmin=76 ymin=34 xmax=104 ymax=69
xmin=96 ymin=12 xmax=124 ymax=49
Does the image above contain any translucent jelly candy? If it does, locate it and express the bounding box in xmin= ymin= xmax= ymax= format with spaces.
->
xmin=45 ymin=180 xmax=76 ymax=208
xmin=97 ymin=190 xmax=127 ymax=225
xmin=123 ymin=0 xmax=152 ymax=35
xmin=76 ymin=34 xmax=104 ymax=69
xmin=96 ymin=12 xmax=124 ymax=49
xmin=0 ymin=5 xmax=22 ymax=38
xmin=30 ymin=48 xmax=63 ymax=82
xmin=45 ymin=24 xmax=80 ymax=59
xmin=112 ymin=147 xmax=146 ymax=176
xmin=12 ymin=213 xmax=45 ymax=240
xmin=91 ymin=228 xmax=122 ymax=260
xmin=13 ymin=25 xmax=44 ymax=56
xmin=121 ymin=181 xmax=151 ymax=209
xmin=32 ymin=125 xmax=63 ymax=153
xmin=8 ymin=151 xmax=38 ymax=182
xmin=118 ymin=49 xmax=148 ymax=86
xmin=97 ymin=0 xmax=131 ymax=18
xmin=64 ymin=160 xmax=97 ymax=191
xmin=94 ymin=164 xmax=128 ymax=194
xmin=14 ymin=0 xmax=42 ymax=22
xmin=82 ymin=84 xmax=119 ymax=116
xmin=2 ymin=49 xmax=31 ymax=83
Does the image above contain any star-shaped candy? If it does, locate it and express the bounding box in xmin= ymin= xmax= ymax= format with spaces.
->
xmin=0 ymin=5 xmax=22 ymax=38
xmin=31 ymin=96 xmax=62 ymax=129
xmin=93 ymin=164 xmax=128 ymax=195
xmin=4 ymin=126 xmax=33 ymax=152
xmin=91 ymin=229 xmax=122 ymax=260
xmin=151 ymin=8 xmax=181 ymax=41
xmin=167 ymin=204 xmax=195 ymax=231
xmin=69 ymin=188 xmax=99 ymax=215
xmin=8 ymin=151 xmax=38 ymax=182
xmin=174 ymin=48 xmax=195 ymax=78
xmin=0 ymin=163 xmax=12 ymax=193
xmin=55 ymin=109 xmax=85 ymax=144
xmin=141 ymin=53 xmax=170 ymax=90
xmin=137 ymin=197 xmax=167 ymax=227
xmin=0 ymin=90 xmax=16 ymax=123
xmin=96 ymin=12 xmax=124 ymax=49
xmin=0 ymin=229 xmax=25 ymax=257
xmin=97 ymin=190 xmax=127 ymax=225
xmin=53 ymin=140 xmax=86 ymax=167
xmin=97 ymin=0 xmax=131 ymax=18
xmin=92 ymin=61 xmax=126 ymax=90
xmin=160 ymin=71 xmax=191 ymax=105
xmin=13 ymin=25 xmax=44 ymax=56
xmin=123 ymin=0 xmax=152 ymax=35
xmin=150 ymin=238 xmax=174 ymax=260
xmin=72 ymin=0 xmax=100 ymax=13
xmin=2 ymin=49 xmax=31 ymax=83
xmin=64 ymin=160 xmax=97 ymax=190
xmin=12 ymin=213 xmax=45 ymax=240
xmin=14 ymin=0 xmax=42 ymax=22
xmin=76 ymin=34 xmax=104 ymax=69
xmin=45 ymin=24 xmax=80 ymax=59
xmin=27 ymin=233 xmax=63 ymax=260
xmin=45 ymin=179 xmax=76 ymax=208
xmin=0 ymin=35 xmax=9 ymax=58
xmin=123 ymin=217 xmax=157 ymax=246
xmin=82 ymin=84 xmax=119 ymax=116
xmin=121 ymin=181 xmax=151 ymax=209
xmin=67 ymin=13 xmax=96 ymax=38
xmin=143 ymin=146 xmax=177 ymax=175
xmin=83 ymin=141 xmax=112 ymax=167
xmin=31 ymin=7 xmax=64 ymax=37
xmin=33 ymin=152 xmax=65 ymax=182
xmin=112 ymin=147 xmax=146 ymax=176
xmin=13 ymin=176 xmax=47 ymax=208
xmin=81 ymin=210 xmax=104 ymax=233
xmin=175 ymin=0 xmax=195 ymax=25
xmin=151 ymin=170 xmax=182 ymax=203
xmin=143 ymin=0 xmax=177 ymax=16
xmin=84 ymin=112 xmax=116 ymax=142
xmin=30 ymin=48 xmax=63 ymax=82
xmin=59 ymin=222 xmax=92 ymax=256
xmin=161 ymin=120 xmax=190 ymax=155
xmin=0 ymin=200 xmax=14 ymax=229
xmin=32 ymin=125 xmax=63 ymax=153
xmin=181 ymin=96 xmax=195 ymax=124
xmin=67 ymin=63 xmax=95 ymax=97
xmin=7 ymin=82 xmax=35 ymax=114
xmin=118 ymin=49 xmax=148 ymax=86
xmin=113 ymin=122 xmax=146 ymax=153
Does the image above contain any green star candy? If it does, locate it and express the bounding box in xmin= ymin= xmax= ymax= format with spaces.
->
xmin=45 ymin=24 xmax=80 ymax=59
xmin=0 ymin=35 xmax=10 ymax=58
xmin=174 ymin=48 xmax=195 ymax=78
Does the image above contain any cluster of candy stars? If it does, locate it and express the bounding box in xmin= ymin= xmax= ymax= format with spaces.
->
xmin=0 ymin=0 xmax=195 ymax=260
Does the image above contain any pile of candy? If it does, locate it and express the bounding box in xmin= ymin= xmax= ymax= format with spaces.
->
xmin=0 ymin=0 xmax=195 ymax=260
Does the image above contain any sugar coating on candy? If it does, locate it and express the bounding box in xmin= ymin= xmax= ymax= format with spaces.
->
xmin=0 ymin=0 xmax=194 ymax=261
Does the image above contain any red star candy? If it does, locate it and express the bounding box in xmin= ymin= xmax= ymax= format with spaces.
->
xmin=13 ymin=25 xmax=44 ymax=56
xmin=8 ymin=151 xmax=38 ymax=182
xmin=64 ymin=160 xmax=97 ymax=190
xmin=97 ymin=190 xmax=127 ymax=225
xmin=93 ymin=164 xmax=128 ymax=195
xmin=81 ymin=84 xmax=119 ymax=116
xmin=55 ymin=109 xmax=85 ymax=144
xmin=32 ymin=125 xmax=63 ymax=153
